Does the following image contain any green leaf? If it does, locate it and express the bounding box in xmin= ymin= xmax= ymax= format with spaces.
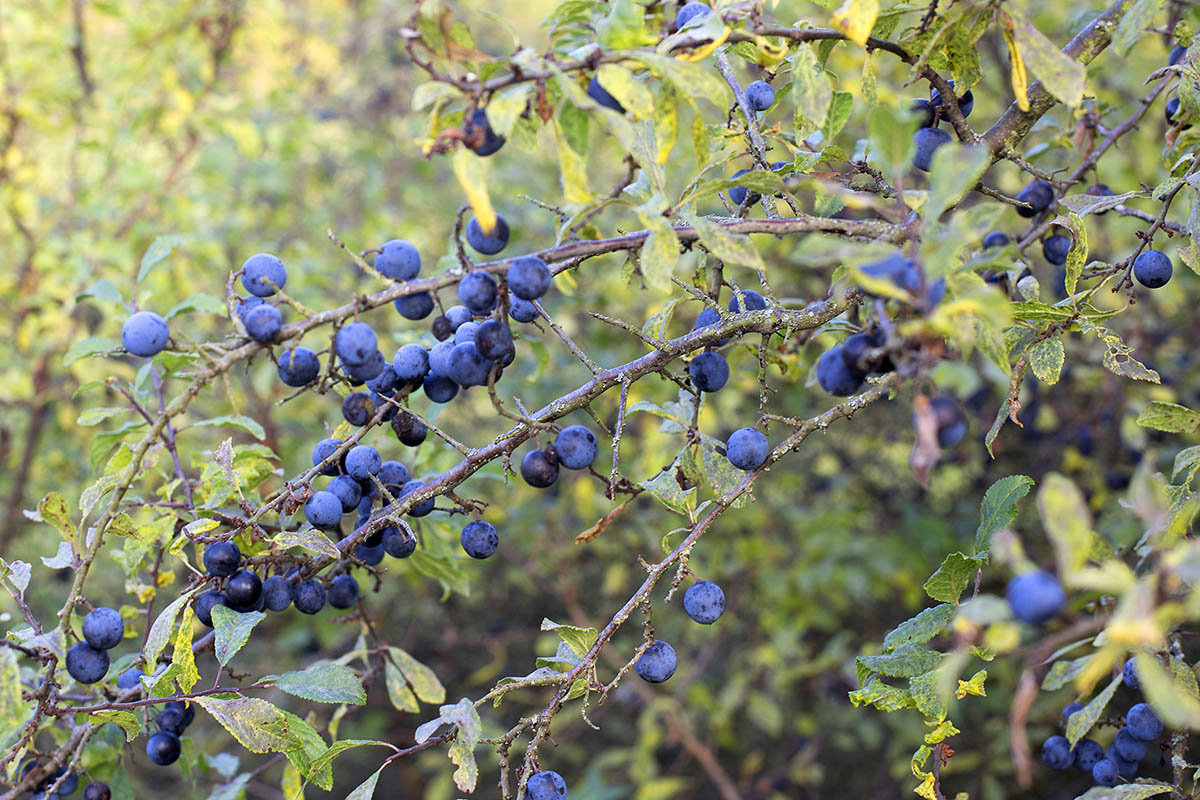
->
xmin=791 ymin=43 xmax=833 ymax=134
xmin=909 ymin=668 xmax=949 ymax=721
xmin=553 ymin=106 xmax=591 ymax=203
xmin=630 ymin=53 xmax=730 ymax=111
xmin=925 ymin=144 xmax=991 ymax=220
xmin=1052 ymin=212 xmax=1088 ymax=297
xmin=205 ymin=774 xmax=251 ymax=800
xmin=1041 ymin=654 xmax=1094 ymax=691
xmin=847 ymin=676 xmax=915 ymax=712
xmin=306 ymin=739 xmax=391 ymax=778
xmin=1073 ymin=785 xmax=1172 ymax=800
xmin=344 ymin=768 xmax=382 ymax=800
xmin=680 ymin=210 xmax=766 ymax=270
xmin=597 ymin=0 xmax=655 ymax=48
xmin=190 ymin=415 xmax=266 ymax=440
xmin=1010 ymin=14 xmax=1086 ymax=107
xmin=1064 ymin=674 xmax=1121 ymax=745
xmin=192 ymin=696 xmax=299 ymax=754
xmin=1112 ymin=0 xmax=1168 ymax=55
xmin=1037 ymin=472 xmax=1094 ymax=575
xmin=1172 ymin=445 xmax=1200 ymax=483
xmin=541 ymin=619 xmax=598 ymax=660
xmin=634 ymin=208 xmax=680 ymax=292
xmin=867 ymin=104 xmax=915 ymax=179
xmin=89 ymin=710 xmax=142 ymax=741
xmin=1026 ymin=338 xmax=1065 ymax=385
xmin=857 ymin=644 xmax=942 ymax=679
xmin=64 ymin=336 xmax=120 ymax=366
xmin=882 ymin=604 xmax=955 ymax=652
xmin=923 ymin=553 xmax=983 ymax=604
xmin=638 ymin=468 xmax=696 ymax=517
xmin=167 ymin=293 xmax=227 ymax=320
xmin=409 ymin=550 xmax=471 ymax=597
xmin=975 ymin=475 xmax=1034 ymax=554
xmin=270 ymin=663 xmax=366 ymax=705
xmin=37 ymin=493 xmax=74 ymax=542
xmin=138 ymin=234 xmax=188 ymax=283
xmin=1137 ymin=401 xmax=1200 ymax=433
xmin=76 ymin=279 xmax=122 ymax=303
xmin=385 ymin=662 xmax=419 ymax=712
xmin=211 ymin=606 xmax=267 ymax=667
xmin=0 ymin=648 xmax=25 ymax=748
xmin=389 ymin=648 xmax=445 ymax=704
xmin=143 ymin=591 xmax=194 ymax=668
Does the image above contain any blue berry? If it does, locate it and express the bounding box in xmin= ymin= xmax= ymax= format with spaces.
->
xmin=203 ymin=541 xmax=241 ymax=577
xmin=345 ymin=445 xmax=381 ymax=481
xmin=1061 ymin=701 xmax=1084 ymax=724
xmin=312 ymin=438 xmax=343 ymax=476
xmin=236 ymin=295 xmax=265 ymax=320
xmin=328 ymin=574 xmax=360 ymax=609
xmin=726 ymin=428 xmax=768 ymax=470
xmin=1006 ymin=570 xmax=1065 ymax=625
xmin=675 ymin=1 xmax=710 ymax=29
xmin=294 ymin=579 xmax=326 ymax=614
xmin=121 ymin=311 xmax=169 ymax=357
xmin=335 ymin=322 xmax=378 ymax=367
xmin=1126 ymin=703 xmax=1163 ymax=741
xmin=1171 ymin=45 xmax=1187 ymax=66
xmin=81 ymin=607 xmax=124 ymax=650
xmin=146 ymin=731 xmax=181 ymax=766
xmin=278 ymin=347 xmax=320 ymax=386
xmin=1133 ymin=250 xmax=1173 ymax=289
xmin=1123 ymin=658 xmax=1140 ymax=691
xmin=366 ymin=364 xmax=399 ymax=394
xmin=587 ymin=76 xmax=625 ymax=113
xmin=445 ymin=305 xmax=473 ymax=331
xmin=305 ymin=490 xmax=343 ymax=529
xmin=745 ymin=80 xmax=775 ymax=111
xmin=1016 ymin=180 xmax=1055 ymax=218
xmin=195 ymin=590 xmax=229 ymax=626
xmin=728 ymin=168 xmax=755 ymax=207
xmin=1105 ymin=745 xmax=1138 ymax=777
xmin=117 ymin=668 xmax=142 ymax=691
xmin=507 ymin=255 xmax=552 ymax=300
xmin=448 ymin=342 xmax=493 ymax=387
xmin=689 ymin=351 xmax=729 ymax=392
xmin=1042 ymin=234 xmax=1072 ymax=266
xmin=375 ymin=240 xmax=420 ymax=280
xmin=355 ymin=541 xmax=385 ymax=565
xmin=65 ymin=643 xmax=109 ymax=684
xmin=635 ymin=640 xmax=677 ymax=683
xmin=475 ymin=319 xmax=515 ymax=361
xmin=243 ymin=304 xmax=282 ymax=343
xmin=510 ymin=298 xmax=538 ymax=323
xmin=342 ymin=392 xmax=375 ymax=426
xmin=728 ymin=289 xmax=767 ymax=313
xmin=1092 ymin=758 xmax=1118 ymax=786
xmin=913 ymin=127 xmax=952 ymax=172
xmin=817 ymin=346 xmax=864 ymax=396
xmin=401 ymin=480 xmax=436 ymax=517
xmin=521 ymin=449 xmax=559 ymax=488
xmin=261 ymin=576 xmax=293 ymax=611
xmin=526 ymin=770 xmax=567 ymax=800
xmin=458 ymin=272 xmax=498 ymax=313
xmin=982 ymin=231 xmax=1010 ymax=249
xmin=392 ymin=412 xmax=427 ymax=447
xmin=683 ymin=580 xmax=725 ymax=624
xmin=930 ymin=396 xmax=967 ymax=447
xmin=911 ymin=98 xmax=936 ymax=127
xmin=461 ymin=520 xmax=499 ymax=559
xmin=394 ymin=292 xmax=435 ymax=320
xmin=241 ymin=253 xmax=287 ymax=297
xmin=555 ymin=425 xmax=598 ymax=469
xmin=225 ymin=569 xmax=262 ymax=611
xmin=463 ymin=108 xmax=505 ymax=156
xmin=466 ymin=216 xmax=509 ymax=255
xmin=1041 ymin=735 xmax=1072 ymax=770
xmin=931 ymin=82 xmax=974 ymax=119
xmin=694 ymin=306 xmax=730 ymax=346
xmin=344 ymin=350 xmax=387 ymax=384
xmin=383 ymin=526 xmax=417 ymax=558
xmin=1114 ymin=728 xmax=1147 ymax=761
xmin=393 ymin=344 xmax=430 ymax=381
xmin=454 ymin=321 xmax=480 ymax=346
xmin=423 ymin=374 xmax=459 ymax=403
xmin=328 ymin=475 xmax=364 ymax=512
xmin=1074 ymin=738 xmax=1104 ymax=772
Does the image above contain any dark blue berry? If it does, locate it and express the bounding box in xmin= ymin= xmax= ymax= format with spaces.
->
xmin=65 ymin=643 xmax=108 ymax=684
xmin=726 ymin=428 xmax=768 ymax=470
xmin=278 ymin=347 xmax=320 ymax=386
xmin=688 ymin=351 xmax=729 ymax=392
xmin=683 ymin=580 xmax=725 ymax=624
xmin=1006 ymin=570 xmax=1065 ymax=624
xmin=521 ymin=449 xmax=559 ymax=488
xmin=466 ymin=216 xmax=509 ymax=255
xmin=241 ymin=253 xmax=287 ymax=297
xmin=328 ymin=575 xmax=359 ymax=609
xmin=375 ymin=240 xmax=420 ymax=280
xmin=261 ymin=576 xmax=293 ymax=612
xmin=203 ymin=541 xmax=241 ymax=578
xmin=635 ymin=640 xmax=677 ymax=683
xmin=121 ymin=311 xmax=170 ymax=357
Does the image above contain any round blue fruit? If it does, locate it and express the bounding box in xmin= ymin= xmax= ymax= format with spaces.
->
xmin=555 ymin=425 xmax=598 ymax=469
xmin=510 ymin=298 xmax=538 ymax=323
xmin=345 ymin=445 xmax=382 ymax=481
xmin=445 ymin=305 xmax=473 ymax=330
xmin=458 ymin=271 xmax=498 ymax=313
xmin=423 ymin=374 xmax=459 ymax=403
xmin=1074 ymin=738 xmax=1104 ymax=772
xmin=726 ymin=427 xmax=768 ymax=471
xmin=912 ymin=127 xmax=952 ymax=172
xmin=392 ymin=410 xmax=427 ymax=447
xmin=1133 ymin=250 xmax=1173 ymax=289
xmin=305 ymin=490 xmax=343 ymax=529
xmin=65 ymin=642 xmax=109 ymax=684
xmin=1006 ymin=570 xmax=1065 ymax=624
xmin=117 ymin=668 xmax=142 ymax=691
xmin=203 ymin=541 xmax=241 ymax=577
xmin=728 ymin=289 xmax=767 ymax=313
xmin=1171 ymin=45 xmax=1187 ymax=66
xmin=336 ymin=322 xmax=378 ymax=366
xmin=454 ymin=321 xmax=479 ymax=346
xmin=428 ymin=340 xmax=455 ymax=377
xmin=464 ymin=108 xmax=505 ymax=156
xmin=365 ymin=364 xmax=399 ymax=394
xmin=1114 ymin=728 xmax=1147 ymax=761
xmin=375 ymin=239 xmax=421 ymax=280
xmin=461 ymin=520 xmax=499 ymax=559
xmin=728 ymin=168 xmax=756 ymax=207
xmin=688 ymin=351 xmax=729 ymax=392
xmin=683 ymin=580 xmax=725 ymax=624
xmin=312 ymin=439 xmax=343 ymax=477
xmin=507 ymin=255 xmax=552 ymax=300
xmin=226 ymin=569 xmax=263 ymax=611
xmin=355 ymin=541 xmax=385 ymax=565
xmin=931 ymin=82 xmax=974 ymax=119
xmin=342 ymin=392 xmax=375 ymax=426
xmin=466 ymin=216 xmax=509 ymax=255
xmin=394 ymin=292 xmax=435 ymax=320
xmin=635 ymin=640 xmax=678 ymax=683
xmin=1123 ymin=658 xmax=1140 ymax=691
xmin=448 ymin=342 xmax=493 ymax=387
xmin=1126 ymin=703 xmax=1163 ymax=741
xmin=475 ymin=319 xmax=515 ymax=361
xmin=261 ymin=575 xmax=294 ymax=612
xmin=693 ymin=306 xmax=730 ymax=346
xmin=521 ymin=449 xmax=559 ymax=488
xmin=983 ymin=231 xmax=1010 ymax=249
xmin=195 ymin=590 xmax=229 ymax=626
xmin=1092 ymin=758 xmax=1118 ymax=786
xmin=393 ymin=344 xmax=430 ymax=381
xmin=236 ymin=295 xmax=264 ymax=320
xmin=156 ymin=707 xmax=185 ymax=734
xmin=1061 ymin=701 xmax=1084 ymax=724
xmin=294 ymin=579 xmax=326 ymax=614
xmin=401 ymin=480 xmax=436 ymax=517
xmin=587 ymin=76 xmax=625 ymax=113
xmin=344 ymin=350 xmax=387 ymax=384
xmin=745 ymin=80 xmax=775 ymax=111
xmin=911 ymin=97 xmax=936 ymax=128
xmin=328 ymin=574 xmax=360 ymax=609
xmin=379 ymin=461 xmax=410 ymax=495
xmin=1016 ymin=180 xmax=1055 ymax=218
xmin=244 ymin=304 xmax=282 ymax=343
xmin=817 ymin=345 xmax=864 ymax=397
xmin=278 ymin=347 xmax=320 ymax=386
xmin=121 ymin=311 xmax=170 ymax=357
xmin=675 ymin=1 xmax=710 ymax=29
xmin=85 ymin=783 xmax=111 ymax=800
xmin=146 ymin=731 xmax=181 ymax=766
xmin=1105 ymin=745 xmax=1138 ymax=777
xmin=1041 ymin=735 xmax=1072 ymax=770
xmin=82 ymin=607 xmax=124 ymax=650
xmin=383 ymin=526 xmax=417 ymax=558
xmin=1042 ymin=234 xmax=1072 ymax=266
xmin=526 ymin=770 xmax=567 ymax=800
xmin=841 ymin=330 xmax=890 ymax=377
xmin=241 ymin=253 xmax=287 ymax=297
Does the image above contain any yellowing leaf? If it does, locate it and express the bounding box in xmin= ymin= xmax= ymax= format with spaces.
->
xmin=832 ymin=0 xmax=881 ymax=47
xmin=451 ymin=149 xmax=495 ymax=234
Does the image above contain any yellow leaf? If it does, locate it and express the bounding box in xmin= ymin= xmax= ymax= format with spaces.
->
xmin=1002 ymin=25 xmax=1030 ymax=112
xmin=173 ymin=606 xmax=199 ymax=693
xmin=832 ymin=0 xmax=881 ymax=47
xmin=451 ymin=149 xmax=496 ymax=233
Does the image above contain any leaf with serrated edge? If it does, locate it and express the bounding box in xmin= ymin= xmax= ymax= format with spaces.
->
xmin=211 ymin=606 xmax=267 ymax=667
xmin=193 ymin=696 xmax=297 ymax=753
xmin=975 ymin=475 xmax=1034 ymax=554
xmin=269 ymin=663 xmax=366 ymax=705
xmin=390 ymin=648 xmax=445 ymax=704
xmin=1065 ymin=675 xmax=1121 ymax=745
